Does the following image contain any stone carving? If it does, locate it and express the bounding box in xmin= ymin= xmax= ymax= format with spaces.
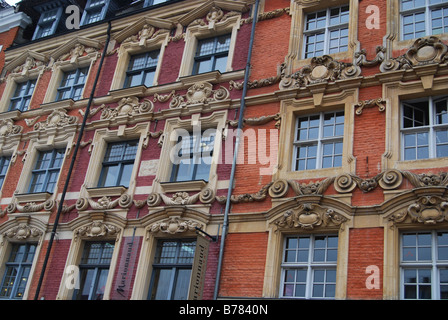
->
xmin=74 ymin=220 xmax=121 ymax=240
xmin=148 ymin=216 xmax=202 ymax=235
xmin=226 ymin=113 xmax=281 ymax=128
xmin=355 ymin=98 xmax=386 ymax=115
xmin=354 ymin=46 xmax=386 ymax=67
xmin=76 ymin=195 xmax=133 ymax=211
xmin=390 ymin=196 xmax=448 ymax=225
xmin=0 ymin=119 xmax=23 ymax=136
xmin=169 ymin=82 xmax=229 ymax=108
xmin=6 ymin=199 xmax=55 ymax=214
xmin=402 ymin=171 xmax=448 ymax=188
xmin=34 ymin=109 xmax=78 ymax=131
xmin=58 ymin=44 xmax=97 ymax=62
xmin=334 ymin=170 xmax=404 ymax=193
xmin=280 ymin=55 xmax=361 ymax=90
xmin=100 ymin=97 xmax=154 ymax=120
xmin=3 ymin=223 xmax=43 ymax=241
xmin=147 ymin=189 xmax=215 ymax=207
xmin=380 ymin=36 xmax=448 ymax=72
xmin=216 ymin=182 xmax=273 ymax=204
xmin=12 ymin=56 xmax=45 ymax=74
xmin=123 ymin=24 xmax=155 ymax=44
xmin=189 ymin=6 xmax=240 ymax=27
xmin=274 ymin=203 xmax=347 ymax=230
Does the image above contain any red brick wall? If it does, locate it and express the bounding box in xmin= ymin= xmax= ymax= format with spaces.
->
xmin=347 ymin=227 xmax=384 ymax=299
xmin=0 ymin=26 xmax=19 ymax=71
xmin=219 ymin=232 xmax=268 ymax=298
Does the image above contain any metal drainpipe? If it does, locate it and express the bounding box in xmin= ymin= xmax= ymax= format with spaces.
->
xmin=213 ymin=0 xmax=260 ymax=300
xmin=33 ymin=21 xmax=112 ymax=300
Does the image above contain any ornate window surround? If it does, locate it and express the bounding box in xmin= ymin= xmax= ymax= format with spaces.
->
xmin=80 ymin=122 xmax=150 ymax=199
xmin=177 ymin=7 xmax=242 ymax=79
xmin=109 ymin=17 xmax=173 ymax=93
xmin=381 ymin=188 xmax=448 ymax=299
xmin=381 ymin=71 xmax=448 ymax=171
xmin=385 ymin=0 xmax=448 ymax=56
xmin=131 ymin=207 xmax=210 ymax=300
xmin=43 ymin=37 xmax=101 ymax=104
xmin=0 ymin=216 xmax=46 ymax=300
xmin=56 ymin=212 xmax=124 ymax=300
xmin=287 ymin=0 xmax=359 ymax=73
xmin=152 ymin=110 xmax=227 ymax=195
xmin=12 ymin=109 xmax=77 ymax=206
xmin=262 ymin=197 xmax=352 ymax=299
xmin=0 ymin=51 xmax=47 ymax=113
xmin=276 ymin=88 xmax=357 ymax=181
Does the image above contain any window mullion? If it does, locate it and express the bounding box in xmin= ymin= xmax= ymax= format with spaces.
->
xmin=324 ymin=8 xmax=330 ymax=55
xmin=317 ymin=113 xmax=324 ymax=169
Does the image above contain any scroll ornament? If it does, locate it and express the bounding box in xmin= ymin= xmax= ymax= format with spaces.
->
xmin=34 ymin=109 xmax=78 ymax=131
xmin=389 ymin=196 xmax=448 ymax=225
xmin=147 ymin=188 xmax=215 ymax=207
xmin=3 ymin=223 xmax=43 ymax=241
xmin=100 ymin=96 xmax=154 ymax=120
xmin=76 ymin=194 xmax=133 ymax=211
xmin=148 ymin=217 xmax=203 ymax=235
xmin=274 ymin=203 xmax=347 ymax=230
xmin=74 ymin=220 xmax=121 ymax=240
xmin=169 ymin=82 xmax=229 ymax=109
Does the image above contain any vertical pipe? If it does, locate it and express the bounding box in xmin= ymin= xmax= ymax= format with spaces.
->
xmin=213 ymin=0 xmax=260 ymax=300
xmin=33 ymin=21 xmax=112 ymax=300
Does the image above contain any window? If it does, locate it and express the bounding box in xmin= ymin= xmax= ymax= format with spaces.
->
xmin=81 ymin=0 xmax=108 ymax=25
xmin=303 ymin=5 xmax=349 ymax=59
xmin=148 ymin=239 xmax=196 ymax=300
xmin=401 ymin=231 xmax=448 ymax=299
xmin=144 ymin=0 xmax=168 ymax=7
xmin=293 ymin=111 xmax=344 ymax=171
xmin=193 ymin=34 xmax=231 ymax=75
xmin=281 ymin=234 xmax=338 ymax=299
xmin=124 ymin=51 xmax=159 ymax=88
xmin=0 ymin=244 xmax=37 ymax=300
xmin=401 ymin=97 xmax=448 ymax=160
xmin=401 ymin=0 xmax=448 ymax=40
xmin=97 ymin=140 xmax=139 ymax=188
xmin=56 ymin=67 xmax=89 ymax=101
xmin=33 ymin=8 xmax=62 ymax=40
xmin=9 ymin=80 xmax=36 ymax=112
xmin=28 ymin=149 xmax=65 ymax=194
xmin=74 ymin=241 xmax=115 ymax=300
xmin=170 ymin=131 xmax=215 ymax=182
xmin=0 ymin=156 xmax=11 ymax=190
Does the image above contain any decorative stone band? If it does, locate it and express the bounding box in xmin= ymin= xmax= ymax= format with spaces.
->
xmin=147 ymin=188 xmax=215 ymax=207
xmin=147 ymin=216 xmax=203 ymax=235
xmin=74 ymin=220 xmax=121 ymax=241
xmin=2 ymin=222 xmax=43 ymax=242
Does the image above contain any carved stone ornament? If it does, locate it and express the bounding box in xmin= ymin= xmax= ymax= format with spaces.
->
xmin=274 ymin=203 xmax=347 ymax=230
xmin=189 ymin=6 xmax=240 ymax=27
xmin=354 ymin=46 xmax=386 ymax=67
xmin=380 ymin=36 xmax=448 ymax=72
xmin=389 ymin=196 xmax=448 ymax=225
xmin=147 ymin=189 xmax=215 ymax=207
xmin=0 ymin=119 xmax=23 ymax=136
xmin=34 ymin=109 xmax=78 ymax=131
xmin=123 ymin=24 xmax=156 ymax=44
xmin=216 ymin=182 xmax=272 ymax=204
xmin=148 ymin=216 xmax=203 ymax=235
xmin=6 ymin=199 xmax=55 ymax=214
xmin=100 ymin=96 xmax=154 ymax=120
xmin=169 ymin=82 xmax=229 ymax=108
xmin=57 ymin=44 xmax=97 ymax=62
xmin=355 ymin=98 xmax=386 ymax=115
xmin=227 ymin=113 xmax=281 ymax=129
xmin=74 ymin=220 xmax=121 ymax=241
xmin=280 ymin=55 xmax=361 ymax=90
xmin=12 ymin=56 xmax=45 ymax=75
xmin=3 ymin=223 xmax=43 ymax=241
xmin=76 ymin=194 xmax=133 ymax=211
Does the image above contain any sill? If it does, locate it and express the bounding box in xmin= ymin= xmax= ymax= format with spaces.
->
xmin=86 ymin=186 xmax=128 ymax=197
xmin=0 ymin=109 xmax=21 ymax=120
xmin=160 ymin=180 xmax=207 ymax=192
xmin=109 ymin=85 xmax=147 ymax=100
xmin=15 ymin=192 xmax=52 ymax=203
xmin=40 ymin=99 xmax=75 ymax=111
xmin=179 ymin=71 xmax=222 ymax=86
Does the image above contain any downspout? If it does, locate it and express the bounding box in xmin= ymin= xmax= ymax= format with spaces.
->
xmin=33 ymin=20 xmax=112 ymax=300
xmin=213 ymin=0 xmax=260 ymax=300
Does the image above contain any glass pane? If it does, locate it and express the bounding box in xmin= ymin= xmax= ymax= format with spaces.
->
xmin=93 ymin=269 xmax=109 ymax=300
xmin=151 ymin=269 xmax=173 ymax=300
xmin=172 ymin=269 xmax=192 ymax=300
xmin=77 ymin=269 xmax=95 ymax=300
xmin=118 ymin=164 xmax=133 ymax=187
xmin=98 ymin=165 xmax=119 ymax=187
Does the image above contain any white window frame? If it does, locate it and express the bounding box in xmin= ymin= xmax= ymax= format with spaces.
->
xmin=400 ymin=0 xmax=448 ymax=40
xmin=400 ymin=96 xmax=448 ymax=161
xmin=293 ymin=111 xmax=344 ymax=171
xmin=400 ymin=230 xmax=448 ymax=300
xmin=280 ymin=234 xmax=338 ymax=299
xmin=302 ymin=5 xmax=350 ymax=59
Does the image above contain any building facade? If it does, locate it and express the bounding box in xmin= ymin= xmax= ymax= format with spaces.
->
xmin=0 ymin=0 xmax=447 ymax=301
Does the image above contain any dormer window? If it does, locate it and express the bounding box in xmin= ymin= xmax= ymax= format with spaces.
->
xmin=32 ymin=7 xmax=62 ymax=40
xmin=81 ymin=0 xmax=118 ymax=26
xmin=143 ymin=0 xmax=168 ymax=7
